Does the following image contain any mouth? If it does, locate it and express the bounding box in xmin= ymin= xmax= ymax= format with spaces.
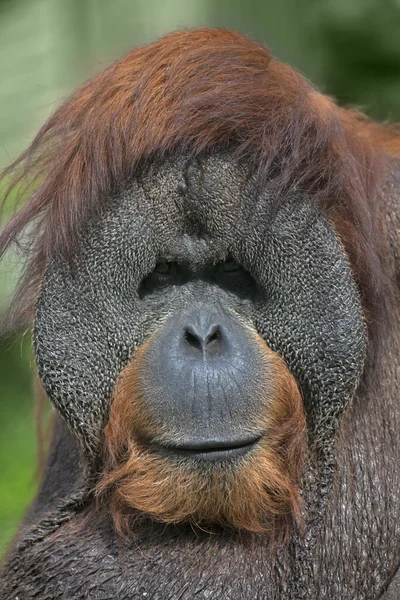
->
xmin=150 ymin=436 xmax=262 ymax=461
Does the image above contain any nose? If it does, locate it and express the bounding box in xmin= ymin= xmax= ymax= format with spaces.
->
xmin=137 ymin=305 xmax=267 ymax=447
xmin=183 ymin=321 xmax=222 ymax=354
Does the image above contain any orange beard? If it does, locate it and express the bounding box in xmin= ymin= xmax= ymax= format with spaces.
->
xmin=96 ymin=336 xmax=307 ymax=542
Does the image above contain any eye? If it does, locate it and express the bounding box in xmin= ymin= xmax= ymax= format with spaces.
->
xmin=218 ymin=260 xmax=243 ymax=274
xmin=139 ymin=262 xmax=183 ymax=297
xmin=212 ymin=259 xmax=257 ymax=299
xmin=154 ymin=262 xmax=177 ymax=276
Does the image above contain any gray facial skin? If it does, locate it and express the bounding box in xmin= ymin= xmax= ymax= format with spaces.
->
xmin=5 ymin=153 xmax=399 ymax=600
xmin=35 ymin=153 xmax=366 ymax=461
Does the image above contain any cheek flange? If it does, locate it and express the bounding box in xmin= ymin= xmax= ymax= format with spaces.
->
xmin=34 ymin=258 xmax=138 ymax=454
xmin=34 ymin=189 xmax=158 ymax=454
xmin=246 ymin=195 xmax=367 ymax=453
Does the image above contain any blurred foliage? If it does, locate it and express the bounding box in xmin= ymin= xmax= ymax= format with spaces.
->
xmin=1 ymin=0 xmax=400 ymax=557
xmin=0 ymin=335 xmax=36 ymax=556
xmin=314 ymin=1 xmax=400 ymax=120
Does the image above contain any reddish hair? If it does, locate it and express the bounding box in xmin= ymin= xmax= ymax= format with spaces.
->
xmin=0 ymin=28 xmax=398 ymax=371
xmin=97 ymin=335 xmax=306 ymax=542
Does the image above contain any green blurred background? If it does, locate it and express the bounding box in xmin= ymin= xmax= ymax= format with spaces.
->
xmin=1 ymin=0 xmax=400 ymax=557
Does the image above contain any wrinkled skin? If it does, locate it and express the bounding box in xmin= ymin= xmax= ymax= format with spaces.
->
xmin=35 ymin=155 xmax=365 ymax=454
xmin=1 ymin=154 xmax=400 ymax=600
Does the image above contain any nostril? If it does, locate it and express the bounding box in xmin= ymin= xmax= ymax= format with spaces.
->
xmin=183 ymin=324 xmax=222 ymax=353
xmin=205 ymin=325 xmax=221 ymax=346
xmin=184 ymin=328 xmax=203 ymax=350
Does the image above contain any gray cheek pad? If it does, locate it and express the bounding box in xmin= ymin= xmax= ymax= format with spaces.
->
xmin=34 ymin=189 xmax=159 ymax=455
xmin=238 ymin=194 xmax=367 ymax=451
xmin=34 ymin=189 xmax=366 ymax=458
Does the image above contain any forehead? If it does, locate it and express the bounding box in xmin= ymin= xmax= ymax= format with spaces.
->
xmin=110 ymin=152 xmax=326 ymax=271
xmin=140 ymin=153 xmax=252 ymax=229
xmin=126 ymin=153 xmax=262 ymax=266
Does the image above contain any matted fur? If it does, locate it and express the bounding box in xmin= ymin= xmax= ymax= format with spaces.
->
xmin=97 ymin=335 xmax=306 ymax=541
